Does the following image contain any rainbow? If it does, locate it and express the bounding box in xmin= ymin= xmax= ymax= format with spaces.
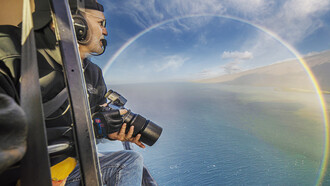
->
xmin=102 ymin=14 xmax=329 ymax=185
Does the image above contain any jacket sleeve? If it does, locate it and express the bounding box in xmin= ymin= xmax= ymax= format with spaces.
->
xmin=0 ymin=26 xmax=28 ymax=173
xmin=0 ymin=25 xmax=22 ymax=103
xmin=0 ymin=61 xmax=20 ymax=103
xmin=0 ymin=94 xmax=27 ymax=174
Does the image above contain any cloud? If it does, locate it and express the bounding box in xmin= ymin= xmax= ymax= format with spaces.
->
xmin=198 ymin=33 xmax=208 ymax=45
xmin=265 ymin=0 xmax=330 ymax=43
xmin=155 ymin=55 xmax=187 ymax=72
xmin=198 ymin=69 xmax=221 ymax=78
xmin=161 ymin=0 xmax=225 ymax=17
xmin=223 ymin=0 xmax=275 ymax=17
xmin=221 ymin=0 xmax=330 ymax=44
xmin=197 ymin=60 xmax=244 ymax=79
xmin=283 ymin=0 xmax=330 ymax=18
xmin=196 ymin=51 xmax=252 ymax=79
xmin=103 ymin=0 xmax=164 ymax=28
xmin=103 ymin=0 xmax=225 ymax=30
xmin=221 ymin=61 xmax=243 ymax=74
xmin=222 ymin=51 xmax=253 ymax=60
xmin=104 ymin=0 xmax=329 ymax=45
xmin=137 ymin=64 xmax=145 ymax=70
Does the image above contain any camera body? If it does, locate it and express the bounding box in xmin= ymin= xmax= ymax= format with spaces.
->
xmin=92 ymin=90 xmax=162 ymax=146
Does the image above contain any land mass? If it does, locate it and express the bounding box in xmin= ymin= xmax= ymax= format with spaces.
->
xmin=195 ymin=50 xmax=330 ymax=92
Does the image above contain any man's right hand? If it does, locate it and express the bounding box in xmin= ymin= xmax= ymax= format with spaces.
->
xmin=108 ymin=123 xmax=146 ymax=149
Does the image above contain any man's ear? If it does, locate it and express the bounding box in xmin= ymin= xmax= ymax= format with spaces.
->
xmin=72 ymin=13 xmax=90 ymax=45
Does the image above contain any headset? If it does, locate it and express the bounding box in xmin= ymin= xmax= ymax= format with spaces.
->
xmin=72 ymin=13 xmax=89 ymax=45
xmin=72 ymin=12 xmax=107 ymax=56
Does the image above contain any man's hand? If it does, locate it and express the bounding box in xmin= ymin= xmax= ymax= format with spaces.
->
xmin=108 ymin=123 xmax=146 ymax=149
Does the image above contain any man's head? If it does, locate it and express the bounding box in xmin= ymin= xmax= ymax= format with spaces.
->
xmin=75 ymin=8 xmax=108 ymax=59
xmin=33 ymin=0 xmax=108 ymax=58
xmin=70 ymin=0 xmax=108 ymax=58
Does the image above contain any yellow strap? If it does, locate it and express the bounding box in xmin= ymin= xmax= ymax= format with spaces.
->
xmin=50 ymin=157 xmax=77 ymax=181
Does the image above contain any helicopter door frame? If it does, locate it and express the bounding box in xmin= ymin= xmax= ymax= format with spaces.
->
xmin=19 ymin=0 xmax=52 ymax=185
xmin=49 ymin=0 xmax=102 ymax=185
xmin=18 ymin=0 xmax=102 ymax=185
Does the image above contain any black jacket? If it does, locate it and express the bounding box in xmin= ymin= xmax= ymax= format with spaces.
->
xmin=0 ymin=24 xmax=107 ymax=124
xmin=0 ymin=24 xmax=107 ymax=161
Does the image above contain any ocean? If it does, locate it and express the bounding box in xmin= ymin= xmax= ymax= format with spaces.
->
xmin=97 ymin=82 xmax=328 ymax=185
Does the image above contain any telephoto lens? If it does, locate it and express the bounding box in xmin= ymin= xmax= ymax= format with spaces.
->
xmin=105 ymin=90 xmax=163 ymax=146
xmin=122 ymin=110 xmax=162 ymax=146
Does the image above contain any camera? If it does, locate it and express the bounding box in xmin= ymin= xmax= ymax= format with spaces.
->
xmin=92 ymin=90 xmax=162 ymax=146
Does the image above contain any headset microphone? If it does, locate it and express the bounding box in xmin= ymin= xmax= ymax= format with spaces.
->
xmin=91 ymin=39 xmax=107 ymax=56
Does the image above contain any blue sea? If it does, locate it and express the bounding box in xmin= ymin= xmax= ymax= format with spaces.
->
xmin=97 ymin=82 xmax=329 ymax=186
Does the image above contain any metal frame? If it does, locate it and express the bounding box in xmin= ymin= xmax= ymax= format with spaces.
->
xmin=20 ymin=0 xmax=52 ymax=185
xmin=49 ymin=0 xmax=102 ymax=185
xmin=17 ymin=0 xmax=102 ymax=185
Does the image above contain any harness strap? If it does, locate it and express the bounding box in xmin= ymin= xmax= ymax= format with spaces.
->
xmin=43 ymin=88 xmax=68 ymax=117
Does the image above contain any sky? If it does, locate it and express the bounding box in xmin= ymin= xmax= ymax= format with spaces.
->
xmin=92 ymin=0 xmax=330 ymax=84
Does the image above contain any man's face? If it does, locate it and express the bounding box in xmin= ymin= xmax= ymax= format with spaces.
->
xmin=81 ymin=9 xmax=107 ymax=55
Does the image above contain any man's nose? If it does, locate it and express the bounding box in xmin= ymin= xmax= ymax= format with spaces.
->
xmin=102 ymin=27 xmax=108 ymax=36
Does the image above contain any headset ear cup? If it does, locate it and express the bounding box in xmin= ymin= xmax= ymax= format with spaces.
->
xmin=72 ymin=14 xmax=89 ymax=44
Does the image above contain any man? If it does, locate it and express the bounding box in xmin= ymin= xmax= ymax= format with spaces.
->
xmin=0 ymin=0 xmax=146 ymax=185
xmin=66 ymin=2 xmax=145 ymax=149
